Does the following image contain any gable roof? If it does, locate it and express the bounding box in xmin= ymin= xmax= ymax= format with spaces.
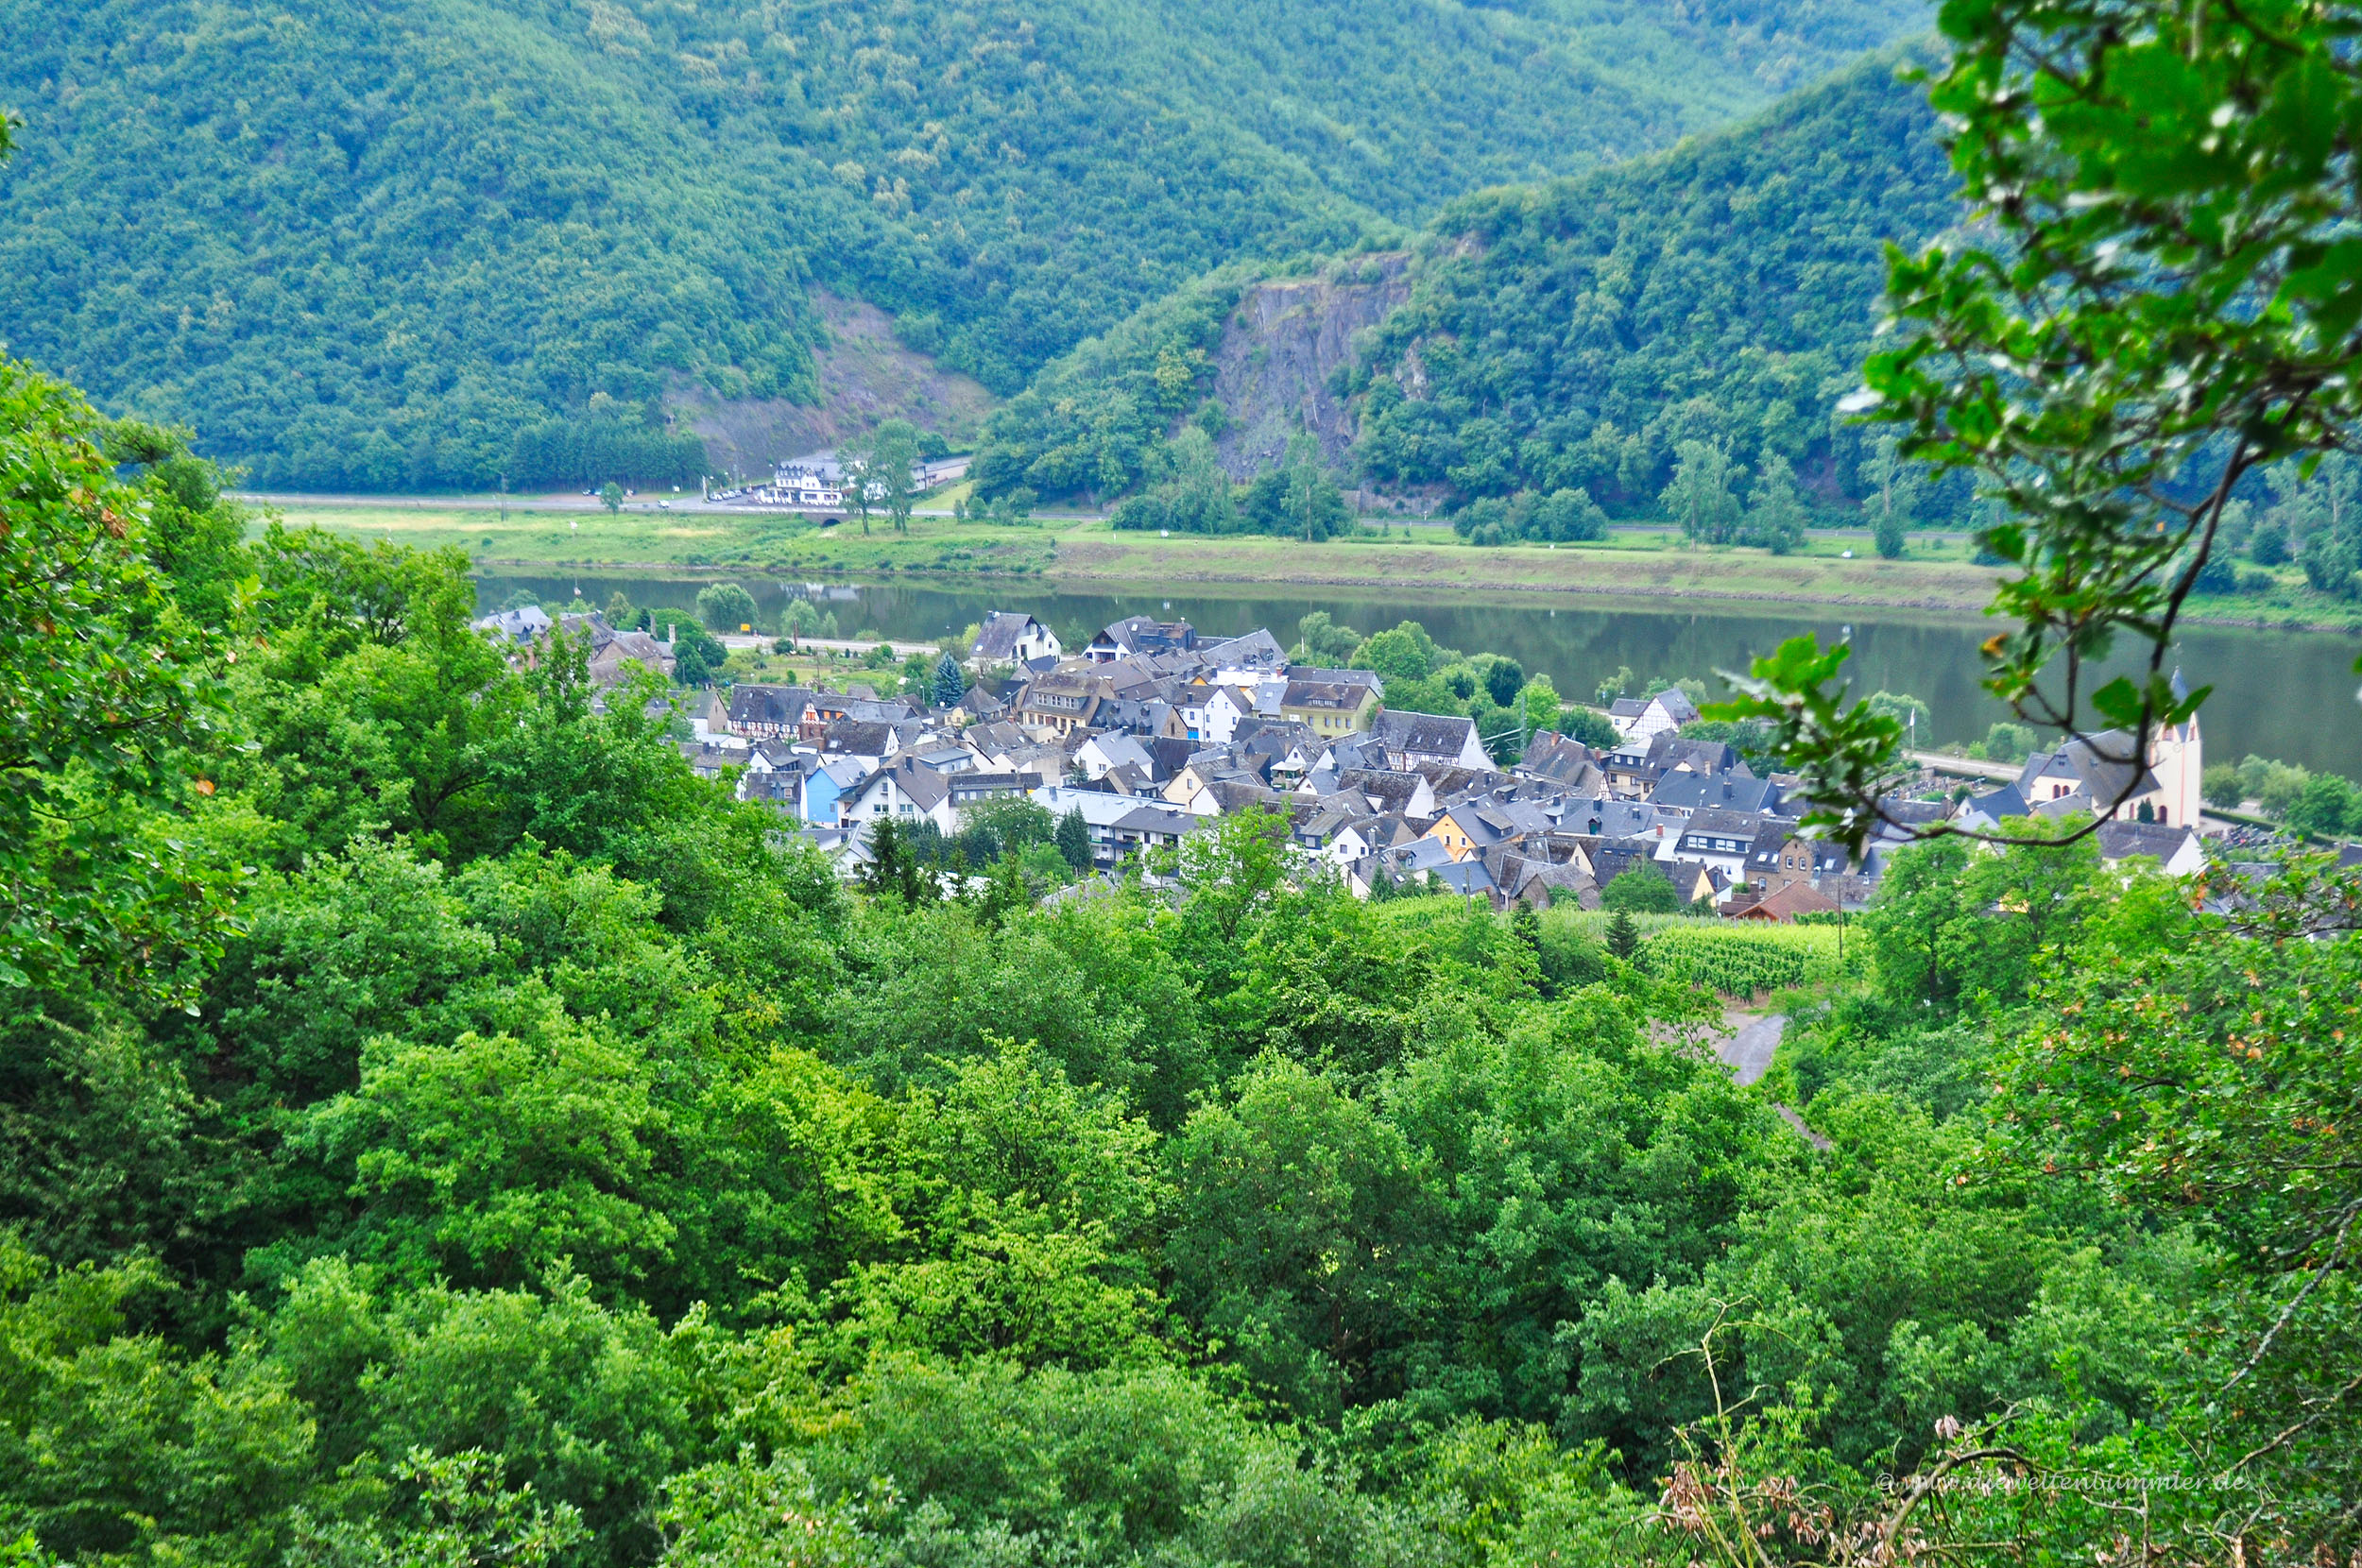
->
xmin=1372 ymin=709 xmax=1481 ymax=758
xmin=1515 ymin=731 xmax=1599 ymax=789
xmin=1735 ymin=880 xmax=1841 ymax=921
xmin=1202 ymin=628 xmax=1288 ymax=673
xmin=2095 ymin=819 xmax=2203 ymax=870
xmin=1281 ymin=675 xmax=1380 ymax=713
xmin=971 ymin=611 xmax=1049 ymax=660
xmin=1652 ymin=771 xmax=1782 ymax=815
xmin=729 ymin=684 xmax=817 ymax=727
xmin=1649 ymin=688 xmax=1703 ymax=725
xmin=474 ymin=605 xmax=555 ymax=644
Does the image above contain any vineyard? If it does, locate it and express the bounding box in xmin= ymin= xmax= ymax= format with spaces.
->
xmin=1546 ymin=910 xmax=1868 ymax=997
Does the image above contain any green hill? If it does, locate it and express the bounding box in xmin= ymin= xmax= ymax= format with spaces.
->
xmin=0 ymin=0 xmax=1926 ymax=491
xmin=974 ymin=46 xmax=1964 ymax=521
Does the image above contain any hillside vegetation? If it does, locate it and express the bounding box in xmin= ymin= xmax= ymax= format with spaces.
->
xmin=9 ymin=347 xmax=2360 ymax=1561
xmin=0 ymin=0 xmax=1927 ymax=491
xmin=975 ymin=47 xmax=1966 ymax=523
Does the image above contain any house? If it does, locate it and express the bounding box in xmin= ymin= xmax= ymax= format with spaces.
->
xmin=1760 ymin=832 xmax=1852 ymax=894
xmin=548 ymin=614 xmax=679 ymax=687
xmin=739 ymin=767 xmax=805 ymax=819
xmin=1201 ymin=627 xmax=1289 ymax=674
xmin=1487 ymin=848 xmax=1599 ymax=910
xmin=943 ymin=771 xmax=1036 ymax=814
xmin=1086 ymin=615 xmax=1195 ymax=663
xmin=1013 ymin=665 xmax=1113 ymax=736
xmin=1031 ymin=784 xmax=1192 ymax=866
xmin=1602 ymin=732 xmax=1733 ymax=797
xmin=802 ymin=757 xmax=865 ymax=826
xmin=969 ymin=611 xmax=1063 ymax=668
xmin=838 ymin=758 xmax=954 ymax=833
xmin=1728 ymin=880 xmax=1841 ymax=923
xmin=820 ymin=719 xmax=903 ymax=766
xmin=1106 ymin=804 xmax=1207 ymax=861
xmin=1609 ymin=687 xmax=1702 ymax=741
xmin=1426 ymin=858 xmax=1500 ymax=904
xmin=1651 ymin=770 xmax=1783 ymax=819
xmin=1075 ymin=732 xmax=1162 ymax=782
xmin=2095 ymin=819 xmax=2206 ymax=877
xmin=1515 ymin=732 xmax=1603 ymax=794
xmin=473 ymin=605 xmax=554 ymax=645
xmin=1670 ymin=809 xmax=1780 ymax=882
xmin=1370 ymin=709 xmax=1492 ymax=772
xmin=1953 ymin=783 xmax=2031 ymax=833
xmin=1181 ymin=684 xmax=1256 ymax=744
xmin=728 ymin=684 xmax=816 ymax=741
xmin=1327 ymin=767 xmax=1436 ymax=823
xmin=1278 ymin=671 xmax=1382 ymax=737
xmin=1425 ymin=797 xmax=1559 ymax=861
xmin=678 ymin=741 xmax=746 ymax=778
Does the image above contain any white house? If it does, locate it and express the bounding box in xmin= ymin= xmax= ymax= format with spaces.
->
xmin=1608 ymin=688 xmax=1702 ymax=741
xmin=970 ymin=611 xmax=1063 ymax=668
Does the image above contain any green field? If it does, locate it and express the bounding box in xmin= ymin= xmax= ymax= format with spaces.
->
xmin=262 ymin=498 xmax=2345 ymax=629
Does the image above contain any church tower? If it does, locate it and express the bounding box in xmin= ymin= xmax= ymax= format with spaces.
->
xmin=2147 ymin=670 xmax=2204 ymax=829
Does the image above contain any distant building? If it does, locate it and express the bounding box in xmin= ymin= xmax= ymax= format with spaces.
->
xmin=1369 ymin=709 xmax=1491 ymax=772
xmin=1086 ymin=615 xmax=1195 ymax=663
xmin=969 ymin=611 xmax=1063 ymax=668
xmin=1608 ymin=688 xmax=1701 ymax=741
xmin=1278 ymin=671 xmax=1381 ymax=736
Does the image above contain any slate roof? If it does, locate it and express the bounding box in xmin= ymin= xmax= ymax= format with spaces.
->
xmin=1372 ymin=709 xmax=1481 ymax=761
xmin=822 ymin=720 xmax=898 ymax=757
xmin=1515 ymin=732 xmax=1600 ymax=790
xmin=2095 ymin=819 xmax=2202 ymax=867
xmin=971 ymin=611 xmax=1047 ymax=661
xmin=1201 ymin=628 xmax=1288 ymax=672
xmin=474 ymin=605 xmax=555 ymax=644
xmin=1652 ymin=771 xmax=1783 ymax=815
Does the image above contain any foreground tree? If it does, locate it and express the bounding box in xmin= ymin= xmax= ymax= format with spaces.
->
xmin=1722 ymin=0 xmax=2362 ymax=856
xmin=0 ymin=360 xmax=236 ymax=1002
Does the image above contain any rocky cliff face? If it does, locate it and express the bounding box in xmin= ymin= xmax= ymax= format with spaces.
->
xmin=670 ymin=290 xmax=996 ymax=478
xmin=1208 ymin=256 xmax=1412 ymax=480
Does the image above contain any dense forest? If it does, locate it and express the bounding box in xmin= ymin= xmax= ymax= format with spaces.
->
xmin=973 ymin=48 xmax=1968 ymax=525
xmin=5 ymin=330 xmax=2358 ymax=1562
xmin=0 ymin=0 xmax=1926 ymax=492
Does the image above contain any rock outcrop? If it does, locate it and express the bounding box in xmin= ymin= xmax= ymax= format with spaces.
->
xmin=1208 ymin=256 xmax=1413 ymax=480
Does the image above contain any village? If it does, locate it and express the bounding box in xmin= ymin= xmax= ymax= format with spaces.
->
xmin=473 ymin=603 xmax=2221 ymax=915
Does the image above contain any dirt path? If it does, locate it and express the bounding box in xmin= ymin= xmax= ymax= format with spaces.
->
xmin=1719 ymin=1012 xmax=1833 ymax=1151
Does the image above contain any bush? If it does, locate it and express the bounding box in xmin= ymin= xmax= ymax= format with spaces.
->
xmin=1600 ymin=867 xmax=1679 ymax=913
xmin=1557 ymin=707 xmax=1620 ymax=749
xmin=694 ymin=582 xmax=759 ymax=633
xmin=1452 ymin=486 xmax=1609 ymax=545
xmin=2191 ymin=554 xmax=2240 ymax=594
xmin=1977 ymin=722 xmax=2039 ymax=764
xmin=2285 ymin=773 xmax=2361 ymax=840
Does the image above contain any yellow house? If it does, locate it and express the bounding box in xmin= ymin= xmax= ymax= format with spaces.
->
xmin=1280 ymin=673 xmax=1380 ymax=735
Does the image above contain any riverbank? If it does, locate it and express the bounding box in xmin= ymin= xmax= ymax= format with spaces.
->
xmin=258 ymin=497 xmax=2362 ymax=633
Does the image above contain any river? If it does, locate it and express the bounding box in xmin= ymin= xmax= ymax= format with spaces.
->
xmin=475 ymin=569 xmax=2362 ymax=778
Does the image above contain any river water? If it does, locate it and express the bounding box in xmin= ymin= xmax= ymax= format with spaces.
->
xmin=476 ymin=569 xmax=2362 ymax=778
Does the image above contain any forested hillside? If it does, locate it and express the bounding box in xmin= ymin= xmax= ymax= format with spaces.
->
xmin=8 ymin=346 xmax=2360 ymax=1563
xmin=974 ymin=47 xmax=1964 ymax=522
xmin=0 ymin=0 xmax=1926 ymax=491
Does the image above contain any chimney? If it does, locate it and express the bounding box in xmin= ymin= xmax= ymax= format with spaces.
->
xmin=667 ymin=622 xmax=676 ymax=647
